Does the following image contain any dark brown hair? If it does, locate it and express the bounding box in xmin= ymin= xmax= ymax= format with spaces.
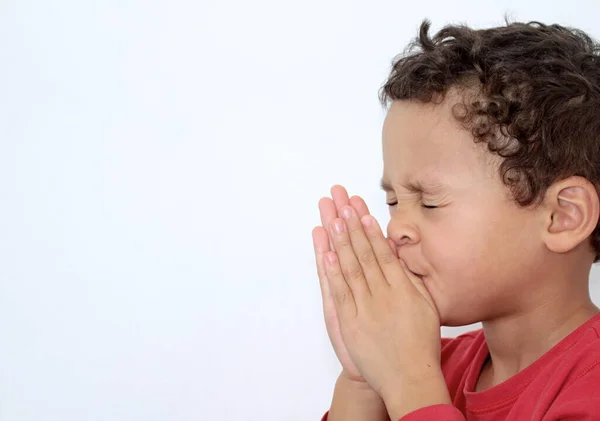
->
xmin=379 ymin=19 xmax=600 ymax=262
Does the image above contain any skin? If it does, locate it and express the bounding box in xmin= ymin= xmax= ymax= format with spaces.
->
xmin=313 ymin=88 xmax=600 ymax=419
xmin=381 ymin=90 xmax=600 ymax=388
xmin=314 ymin=187 xmax=392 ymax=420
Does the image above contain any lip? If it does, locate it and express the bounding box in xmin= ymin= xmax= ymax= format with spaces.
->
xmin=399 ymin=259 xmax=423 ymax=277
xmin=405 ymin=265 xmax=420 ymax=275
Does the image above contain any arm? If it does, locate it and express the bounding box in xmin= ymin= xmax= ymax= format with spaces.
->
xmin=325 ymin=371 xmax=390 ymax=421
xmin=381 ymin=370 xmax=462 ymax=421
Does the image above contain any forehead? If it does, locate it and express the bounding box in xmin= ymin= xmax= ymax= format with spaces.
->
xmin=381 ymin=96 xmax=492 ymax=187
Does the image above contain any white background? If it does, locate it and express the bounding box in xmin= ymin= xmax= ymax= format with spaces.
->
xmin=1 ymin=1 xmax=600 ymax=420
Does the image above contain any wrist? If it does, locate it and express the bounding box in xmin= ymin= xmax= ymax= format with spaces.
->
xmin=336 ymin=371 xmax=380 ymax=397
xmin=381 ymin=369 xmax=451 ymax=421
xmin=327 ymin=371 xmax=388 ymax=421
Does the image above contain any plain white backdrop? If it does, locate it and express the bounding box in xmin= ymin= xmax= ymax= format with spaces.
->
xmin=1 ymin=1 xmax=600 ymax=420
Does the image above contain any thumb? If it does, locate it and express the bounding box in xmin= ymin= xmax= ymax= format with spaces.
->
xmin=399 ymin=259 xmax=440 ymax=319
xmin=387 ymin=238 xmax=398 ymax=258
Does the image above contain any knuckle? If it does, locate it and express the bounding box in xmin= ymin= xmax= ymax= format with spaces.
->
xmin=346 ymin=224 xmax=361 ymax=236
xmin=336 ymin=290 xmax=352 ymax=305
xmin=357 ymin=249 xmax=377 ymax=266
xmin=378 ymin=251 xmax=398 ymax=266
xmin=335 ymin=236 xmax=352 ymax=249
xmin=365 ymin=227 xmax=379 ymax=239
xmin=344 ymin=264 xmax=364 ymax=281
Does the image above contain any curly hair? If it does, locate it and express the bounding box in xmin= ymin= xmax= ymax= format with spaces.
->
xmin=379 ymin=19 xmax=600 ymax=262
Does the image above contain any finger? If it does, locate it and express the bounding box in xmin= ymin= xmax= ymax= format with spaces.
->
xmin=329 ymin=217 xmax=371 ymax=300
xmin=387 ymin=237 xmax=399 ymax=258
xmin=349 ymin=195 xmax=370 ymax=218
xmin=351 ymin=194 xmax=398 ymax=256
xmin=349 ymin=195 xmax=397 ymax=257
xmin=318 ymin=197 xmax=337 ymax=251
xmin=399 ymin=260 xmax=425 ymax=289
xmin=399 ymin=259 xmax=437 ymax=311
xmin=360 ymin=214 xmax=407 ymax=290
xmin=313 ymin=225 xmax=344 ymax=327
xmin=321 ymin=185 xmax=351 ymax=251
xmin=331 ymin=185 xmax=350 ymax=214
xmin=312 ymin=226 xmax=332 ymax=303
xmin=324 ymin=250 xmax=357 ymax=318
xmin=340 ymin=205 xmax=388 ymax=293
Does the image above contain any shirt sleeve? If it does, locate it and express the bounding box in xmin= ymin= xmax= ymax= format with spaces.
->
xmin=398 ymin=404 xmax=465 ymax=421
xmin=319 ymin=337 xmax=470 ymax=421
xmin=320 ymin=405 xmax=464 ymax=421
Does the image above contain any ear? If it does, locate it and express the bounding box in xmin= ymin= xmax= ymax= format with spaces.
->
xmin=543 ymin=176 xmax=600 ymax=255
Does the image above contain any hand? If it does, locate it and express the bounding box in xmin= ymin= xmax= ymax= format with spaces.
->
xmin=312 ymin=185 xmax=398 ymax=383
xmin=322 ymin=192 xmax=445 ymax=402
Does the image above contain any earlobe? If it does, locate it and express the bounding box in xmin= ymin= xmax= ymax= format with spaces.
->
xmin=545 ymin=177 xmax=600 ymax=254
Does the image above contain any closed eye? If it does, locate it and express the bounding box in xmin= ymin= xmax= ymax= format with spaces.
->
xmin=386 ymin=201 xmax=438 ymax=209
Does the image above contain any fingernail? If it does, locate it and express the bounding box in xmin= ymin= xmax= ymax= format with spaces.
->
xmin=332 ymin=220 xmax=345 ymax=234
xmin=341 ymin=207 xmax=352 ymax=220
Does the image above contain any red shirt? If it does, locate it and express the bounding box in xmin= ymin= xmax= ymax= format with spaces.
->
xmin=321 ymin=312 xmax=600 ymax=420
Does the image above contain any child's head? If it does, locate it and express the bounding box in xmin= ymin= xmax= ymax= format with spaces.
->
xmin=378 ymin=20 xmax=600 ymax=326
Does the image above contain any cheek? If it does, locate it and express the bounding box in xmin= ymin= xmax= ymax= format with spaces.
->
xmin=421 ymin=215 xmax=508 ymax=324
xmin=420 ymin=194 xmax=545 ymax=324
xmin=422 ymin=206 xmax=505 ymax=284
xmin=422 ymin=205 xmax=536 ymax=306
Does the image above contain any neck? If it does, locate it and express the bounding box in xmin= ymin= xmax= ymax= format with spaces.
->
xmin=481 ymin=260 xmax=599 ymax=386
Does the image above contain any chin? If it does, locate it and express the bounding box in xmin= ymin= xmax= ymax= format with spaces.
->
xmin=440 ymin=313 xmax=483 ymax=328
xmin=437 ymin=303 xmax=482 ymax=327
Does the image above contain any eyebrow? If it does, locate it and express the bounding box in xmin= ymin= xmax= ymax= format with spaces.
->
xmin=379 ymin=178 xmax=396 ymax=193
xmin=379 ymin=177 xmax=447 ymax=193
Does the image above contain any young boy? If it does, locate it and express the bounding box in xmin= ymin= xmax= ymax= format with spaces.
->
xmin=311 ymin=19 xmax=600 ymax=420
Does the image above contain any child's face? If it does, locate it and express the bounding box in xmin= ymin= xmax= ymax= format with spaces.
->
xmin=381 ymin=92 xmax=544 ymax=326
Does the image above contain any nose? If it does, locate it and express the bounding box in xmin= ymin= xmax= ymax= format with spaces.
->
xmin=386 ymin=216 xmax=420 ymax=247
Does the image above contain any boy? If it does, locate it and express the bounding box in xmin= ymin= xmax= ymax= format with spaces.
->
xmin=311 ymin=19 xmax=600 ymax=420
